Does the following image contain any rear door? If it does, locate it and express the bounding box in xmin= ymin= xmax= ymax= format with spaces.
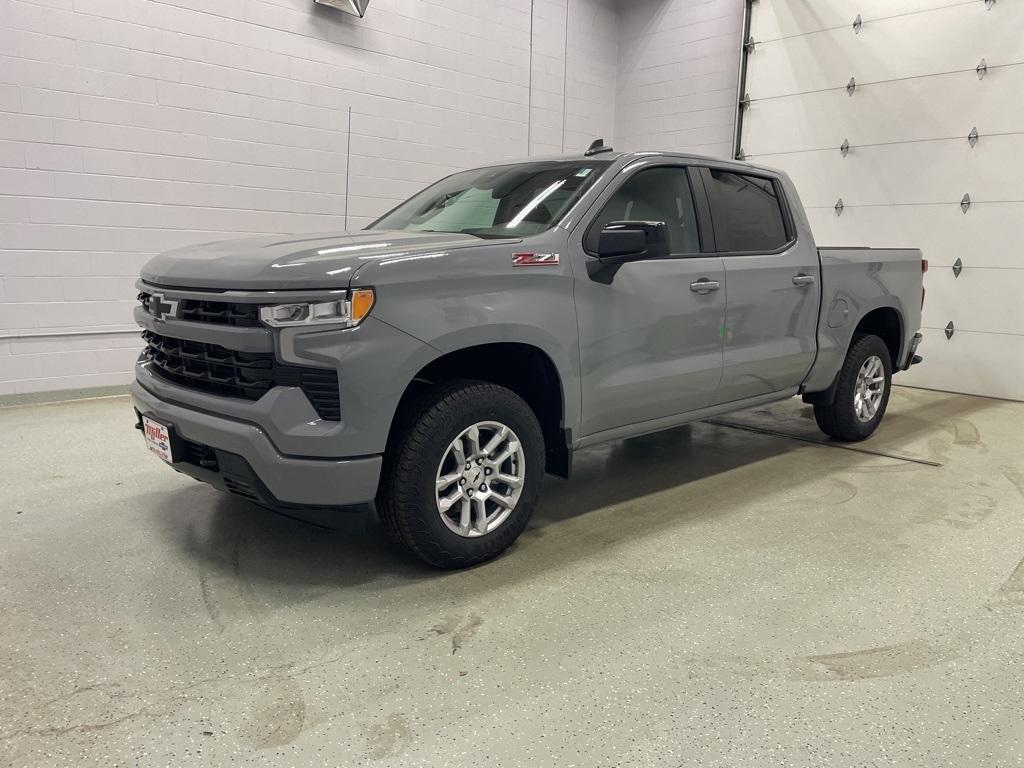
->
xmin=572 ymin=162 xmax=726 ymax=437
xmin=698 ymin=167 xmax=820 ymax=404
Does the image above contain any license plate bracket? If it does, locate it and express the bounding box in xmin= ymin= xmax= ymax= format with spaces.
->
xmin=142 ymin=415 xmax=174 ymax=463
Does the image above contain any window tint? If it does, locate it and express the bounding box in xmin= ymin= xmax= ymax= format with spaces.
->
xmin=703 ymin=170 xmax=789 ymax=252
xmin=587 ymin=166 xmax=700 ymax=255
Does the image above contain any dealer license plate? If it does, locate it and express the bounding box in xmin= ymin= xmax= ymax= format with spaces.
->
xmin=142 ymin=415 xmax=173 ymax=463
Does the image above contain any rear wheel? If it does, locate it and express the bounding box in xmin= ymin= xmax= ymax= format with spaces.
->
xmin=813 ymin=333 xmax=892 ymax=442
xmin=377 ymin=380 xmax=545 ymax=568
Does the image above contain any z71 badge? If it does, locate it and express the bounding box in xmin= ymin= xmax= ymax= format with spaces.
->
xmin=512 ymin=252 xmax=560 ymax=267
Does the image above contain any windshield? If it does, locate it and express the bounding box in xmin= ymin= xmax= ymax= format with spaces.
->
xmin=367 ymin=160 xmax=612 ymax=238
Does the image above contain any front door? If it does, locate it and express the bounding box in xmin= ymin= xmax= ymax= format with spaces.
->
xmin=699 ymin=168 xmax=821 ymax=404
xmin=572 ymin=164 xmax=726 ymax=438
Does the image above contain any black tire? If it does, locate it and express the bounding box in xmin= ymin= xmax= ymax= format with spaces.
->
xmin=813 ymin=333 xmax=893 ymax=442
xmin=377 ymin=380 xmax=545 ymax=569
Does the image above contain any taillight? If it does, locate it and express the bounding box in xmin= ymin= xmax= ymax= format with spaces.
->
xmin=921 ymin=259 xmax=927 ymax=307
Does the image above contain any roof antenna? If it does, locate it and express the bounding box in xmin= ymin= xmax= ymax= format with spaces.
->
xmin=584 ymin=138 xmax=613 ymax=157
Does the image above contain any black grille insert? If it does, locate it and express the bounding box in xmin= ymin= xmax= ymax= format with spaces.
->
xmin=141 ymin=330 xmax=340 ymax=420
xmin=179 ymin=438 xmax=219 ymax=470
xmin=138 ymin=291 xmax=262 ymax=327
xmin=180 ymin=299 xmax=261 ymax=327
xmin=223 ymin=477 xmax=261 ymax=501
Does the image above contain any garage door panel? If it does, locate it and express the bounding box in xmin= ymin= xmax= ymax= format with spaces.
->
xmin=920 ymin=268 xmax=1024 ymax=336
xmin=752 ymin=0 xmax=972 ymax=41
xmin=777 ymin=137 xmax=1023 ymax=208
xmin=899 ymin=329 xmax=1024 ymax=401
xmin=747 ymin=4 xmax=1024 ymax=99
xmin=743 ymin=67 xmax=1024 ymax=156
xmin=744 ymin=1 xmax=1024 ymax=401
xmin=806 ymin=203 xmax=1024 ymax=270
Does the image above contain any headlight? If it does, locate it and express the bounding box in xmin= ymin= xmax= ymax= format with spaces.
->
xmin=259 ymin=288 xmax=375 ymax=328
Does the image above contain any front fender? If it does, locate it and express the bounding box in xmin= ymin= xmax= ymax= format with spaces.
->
xmin=352 ymin=242 xmax=583 ymax=442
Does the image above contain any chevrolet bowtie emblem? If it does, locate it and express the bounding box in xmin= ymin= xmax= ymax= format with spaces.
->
xmin=148 ymin=292 xmax=179 ymax=322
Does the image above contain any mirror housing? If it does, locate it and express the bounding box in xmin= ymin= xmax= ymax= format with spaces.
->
xmin=597 ymin=221 xmax=670 ymax=263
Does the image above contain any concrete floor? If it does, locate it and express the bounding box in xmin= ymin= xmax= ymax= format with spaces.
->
xmin=2 ymin=387 xmax=1023 ymax=767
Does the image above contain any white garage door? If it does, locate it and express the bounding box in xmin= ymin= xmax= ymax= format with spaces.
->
xmin=740 ymin=0 xmax=1024 ymax=401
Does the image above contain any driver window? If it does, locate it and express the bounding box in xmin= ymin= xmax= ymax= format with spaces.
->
xmin=587 ymin=166 xmax=701 ymax=255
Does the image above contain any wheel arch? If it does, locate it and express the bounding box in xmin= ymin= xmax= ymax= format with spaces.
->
xmin=853 ymin=305 xmax=904 ymax=368
xmin=803 ymin=303 xmax=904 ymax=405
xmin=387 ymin=341 xmax=573 ymax=478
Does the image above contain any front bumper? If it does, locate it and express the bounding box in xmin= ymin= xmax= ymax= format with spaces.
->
xmin=131 ymin=380 xmax=382 ymax=508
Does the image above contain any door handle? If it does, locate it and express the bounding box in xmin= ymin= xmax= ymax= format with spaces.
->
xmin=689 ymin=279 xmax=721 ymax=295
xmin=792 ymin=274 xmax=816 ymax=287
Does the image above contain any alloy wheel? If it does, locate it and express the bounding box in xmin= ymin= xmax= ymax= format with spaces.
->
xmin=853 ymin=355 xmax=885 ymax=422
xmin=434 ymin=421 xmax=525 ymax=537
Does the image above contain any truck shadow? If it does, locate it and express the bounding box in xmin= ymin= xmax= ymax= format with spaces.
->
xmin=161 ymin=421 xmax=805 ymax=593
xmin=161 ymin=389 xmax=997 ymax=598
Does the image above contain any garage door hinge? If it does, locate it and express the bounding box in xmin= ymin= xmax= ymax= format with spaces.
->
xmin=984 ymin=0 xmax=996 ymax=9
xmin=834 ymin=198 xmax=844 ymax=216
xmin=967 ymin=127 xmax=979 ymax=147
xmin=737 ymin=147 xmax=746 ymax=161
xmin=852 ymin=14 xmax=862 ymax=33
xmin=739 ymin=93 xmax=751 ymax=110
xmin=846 ymin=77 xmax=857 ymax=96
xmin=960 ymin=193 xmax=971 ymax=213
xmin=945 ymin=322 xmax=955 ymax=340
xmin=744 ymin=36 xmax=756 ymax=54
xmin=976 ymin=59 xmax=987 ymax=79
xmin=840 ymin=139 xmax=850 ymax=157
xmin=952 ymin=258 xmax=963 ymax=277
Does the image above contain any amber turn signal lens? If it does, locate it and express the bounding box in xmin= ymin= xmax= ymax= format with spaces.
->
xmin=350 ymin=288 xmax=375 ymax=323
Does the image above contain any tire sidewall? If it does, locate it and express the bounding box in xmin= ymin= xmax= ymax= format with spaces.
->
xmin=836 ymin=335 xmax=893 ymax=440
xmin=400 ymin=385 xmax=544 ymax=565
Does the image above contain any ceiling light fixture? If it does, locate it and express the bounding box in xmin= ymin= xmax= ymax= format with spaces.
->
xmin=314 ymin=0 xmax=369 ymax=17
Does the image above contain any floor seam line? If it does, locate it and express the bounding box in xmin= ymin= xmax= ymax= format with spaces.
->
xmin=704 ymin=419 xmax=943 ymax=467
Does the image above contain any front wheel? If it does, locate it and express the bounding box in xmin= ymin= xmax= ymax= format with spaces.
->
xmin=377 ymin=380 xmax=545 ymax=568
xmin=813 ymin=333 xmax=892 ymax=442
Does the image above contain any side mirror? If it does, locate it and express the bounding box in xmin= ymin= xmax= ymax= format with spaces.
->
xmin=597 ymin=221 xmax=670 ymax=263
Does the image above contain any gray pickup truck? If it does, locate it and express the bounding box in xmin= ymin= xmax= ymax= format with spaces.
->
xmin=132 ymin=145 xmax=924 ymax=568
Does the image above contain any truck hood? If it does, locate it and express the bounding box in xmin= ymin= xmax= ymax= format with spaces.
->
xmin=140 ymin=230 xmax=513 ymax=290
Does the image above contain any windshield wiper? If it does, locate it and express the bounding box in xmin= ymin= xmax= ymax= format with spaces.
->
xmin=461 ymin=231 xmax=509 ymax=239
xmin=408 ymin=229 xmax=498 ymax=240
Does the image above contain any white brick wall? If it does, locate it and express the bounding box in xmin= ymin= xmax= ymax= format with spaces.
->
xmin=0 ymin=0 xmax=739 ymax=395
xmin=529 ymin=0 xmax=619 ymax=155
xmin=616 ymin=0 xmax=743 ymax=159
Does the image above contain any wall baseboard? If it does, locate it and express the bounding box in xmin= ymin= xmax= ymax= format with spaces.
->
xmin=0 ymin=385 xmax=130 ymax=409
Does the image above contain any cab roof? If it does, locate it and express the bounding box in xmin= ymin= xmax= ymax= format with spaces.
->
xmin=492 ymin=149 xmax=772 ymax=176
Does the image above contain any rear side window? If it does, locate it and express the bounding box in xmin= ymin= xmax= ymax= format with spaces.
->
xmin=703 ymin=170 xmax=790 ymax=253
